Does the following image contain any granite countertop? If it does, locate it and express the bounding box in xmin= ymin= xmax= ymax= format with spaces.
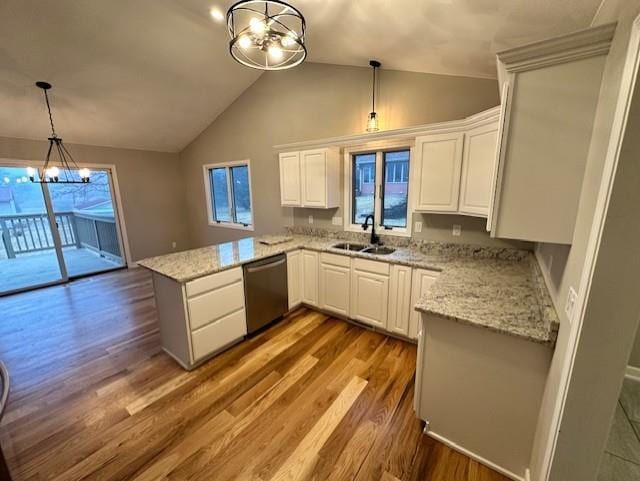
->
xmin=138 ymin=234 xmax=559 ymax=346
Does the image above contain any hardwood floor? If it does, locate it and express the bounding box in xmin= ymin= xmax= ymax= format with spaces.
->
xmin=0 ymin=268 xmax=510 ymax=481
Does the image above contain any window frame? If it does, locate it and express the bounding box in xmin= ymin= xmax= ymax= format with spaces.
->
xmin=203 ymin=159 xmax=254 ymax=231
xmin=343 ymin=140 xmax=414 ymax=237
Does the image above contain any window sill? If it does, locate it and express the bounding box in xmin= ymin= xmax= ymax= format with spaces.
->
xmin=207 ymin=221 xmax=255 ymax=232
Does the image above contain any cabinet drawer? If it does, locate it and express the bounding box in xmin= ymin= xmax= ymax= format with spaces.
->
xmin=187 ymin=281 xmax=245 ymax=331
xmin=191 ymin=309 xmax=247 ymax=360
xmin=353 ymin=258 xmax=390 ymax=276
xmin=320 ymin=252 xmax=351 ymax=268
xmin=185 ymin=267 xmax=243 ymax=298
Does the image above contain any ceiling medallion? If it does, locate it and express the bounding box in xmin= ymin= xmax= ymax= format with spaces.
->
xmin=227 ymin=0 xmax=306 ymax=71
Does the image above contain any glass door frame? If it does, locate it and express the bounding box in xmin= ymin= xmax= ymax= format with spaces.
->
xmin=0 ymin=158 xmax=131 ymax=296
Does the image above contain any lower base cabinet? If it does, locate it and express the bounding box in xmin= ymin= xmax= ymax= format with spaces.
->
xmin=286 ymin=250 xmax=303 ymax=310
xmin=301 ymin=250 xmax=319 ymax=307
xmin=409 ymin=268 xmax=440 ymax=339
xmin=388 ymin=265 xmax=413 ymax=337
xmin=319 ymin=253 xmax=351 ymax=316
xmin=350 ymin=258 xmax=390 ymax=329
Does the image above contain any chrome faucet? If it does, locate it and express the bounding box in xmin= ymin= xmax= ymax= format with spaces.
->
xmin=362 ymin=214 xmax=380 ymax=245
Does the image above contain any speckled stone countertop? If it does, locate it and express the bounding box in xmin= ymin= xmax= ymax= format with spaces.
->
xmin=138 ymin=233 xmax=559 ymax=346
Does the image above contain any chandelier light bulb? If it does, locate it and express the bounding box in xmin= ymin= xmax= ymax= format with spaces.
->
xmin=249 ymin=17 xmax=266 ymax=34
xmin=79 ymin=168 xmax=91 ymax=181
xmin=281 ymin=33 xmax=296 ymax=48
xmin=367 ymin=112 xmax=379 ymax=132
xmin=268 ymin=44 xmax=283 ymax=60
xmin=238 ymin=35 xmax=252 ymax=49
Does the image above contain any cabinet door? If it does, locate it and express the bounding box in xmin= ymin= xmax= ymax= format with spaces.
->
xmin=300 ymin=149 xmax=327 ymax=207
xmin=286 ymin=250 xmax=303 ymax=309
xmin=414 ymin=132 xmax=464 ymax=212
xmin=350 ymin=269 xmax=389 ymax=328
xmin=409 ymin=269 xmax=440 ymax=339
xmin=319 ymin=262 xmax=350 ymax=316
xmin=388 ymin=265 xmax=413 ymax=337
xmin=301 ymin=250 xmax=319 ymax=306
xmin=459 ymin=122 xmax=499 ymax=217
xmin=279 ymin=152 xmax=301 ymax=206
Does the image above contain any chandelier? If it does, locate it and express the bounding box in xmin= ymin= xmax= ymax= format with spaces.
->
xmin=227 ymin=0 xmax=306 ymax=70
xmin=28 ymin=81 xmax=90 ymax=184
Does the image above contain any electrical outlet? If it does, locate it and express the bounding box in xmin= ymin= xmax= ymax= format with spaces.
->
xmin=171 ymin=241 xmax=177 ymax=249
xmin=332 ymin=216 xmax=343 ymax=226
xmin=308 ymin=215 xmax=314 ymax=224
xmin=452 ymin=224 xmax=462 ymax=236
xmin=414 ymin=221 xmax=423 ymax=233
xmin=565 ymin=287 xmax=578 ymax=323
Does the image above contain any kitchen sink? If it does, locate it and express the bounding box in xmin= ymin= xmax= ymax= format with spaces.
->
xmin=331 ymin=242 xmax=367 ymax=251
xmin=362 ymin=246 xmax=396 ymax=255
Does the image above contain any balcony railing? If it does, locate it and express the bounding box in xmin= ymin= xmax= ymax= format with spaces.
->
xmin=0 ymin=211 xmax=122 ymax=261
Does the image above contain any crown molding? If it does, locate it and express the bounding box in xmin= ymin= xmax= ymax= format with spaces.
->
xmin=273 ymin=106 xmax=500 ymax=152
xmin=497 ymin=22 xmax=617 ymax=73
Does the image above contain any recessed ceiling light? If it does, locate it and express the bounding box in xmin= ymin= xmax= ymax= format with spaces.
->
xmin=209 ymin=7 xmax=225 ymax=22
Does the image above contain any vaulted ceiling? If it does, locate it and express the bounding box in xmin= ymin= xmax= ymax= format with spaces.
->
xmin=0 ymin=0 xmax=602 ymax=152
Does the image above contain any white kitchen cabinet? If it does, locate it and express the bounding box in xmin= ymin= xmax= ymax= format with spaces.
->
xmin=459 ymin=122 xmax=499 ymax=217
xmin=414 ymin=132 xmax=464 ymax=213
xmin=151 ymin=267 xmax=247 ymax=370
xmin=409 ymin=268 xmax=440 ymax=339
xmin=489 ymin=24 xmax=614 ymax=243
xmin=278 ymin=147 xmax=340 ymax=208
xmin=388 ymin=265 xmax=413 ymax=337
xmin=286 ymin=250 xmax=303 ymax=310
xmin=301 ymin=250 xmax=319 ymax=307
xmin=279 ymin=151 xmax=301 ymax=206
xmin=319 ymin=253 xmax=351 ymax=316
xmin=350 ymin=258 xmax=389 ymax=329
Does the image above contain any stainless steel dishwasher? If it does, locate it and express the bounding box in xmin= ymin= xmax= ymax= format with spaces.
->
xmin=243 ymin=254 xmax=288 ymax=334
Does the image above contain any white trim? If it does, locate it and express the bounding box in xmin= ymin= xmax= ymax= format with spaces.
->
xmin=426 ymin=430 xmax=526 ymax=481
xmin=0 ymin=158 xmax=133 ymax=268
xmin=497 ymin=23 xmax=616 ymax=73
xmin=274 ymin=106 xmax=500 ymax=152
xmin=202 ymin=159 xmax=255 ymax=232
xmin=625 ymin=365 xmax=640 ymax=382
xmin=539 ymin=14 xmax=640 ymax=481
xmin=342 ymin=142 xmax=413 ymax=237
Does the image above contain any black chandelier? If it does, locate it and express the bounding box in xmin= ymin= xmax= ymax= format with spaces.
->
xmin=226 ymin=0 xmax=306 ymax=71
xmin=28 ymin=81 xmax=90 ymax=184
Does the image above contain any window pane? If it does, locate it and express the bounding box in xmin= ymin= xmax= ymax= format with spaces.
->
xmin=230 ymin=165 xmax=252 ymax=225
xmin=352 ymin=153 xmax=376 ymax=224
xmin=382 ymin=150 xmax=409 ymax=228
xmin=210 ymin=168 xmax=231 ymax=222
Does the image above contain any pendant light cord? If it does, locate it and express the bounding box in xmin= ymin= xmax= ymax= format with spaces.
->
xmin=42 ymin=88 xmax=57 ymax=138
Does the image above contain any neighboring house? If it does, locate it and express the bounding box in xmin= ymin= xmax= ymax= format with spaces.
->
xmin=0 ymin=186 xmax=16 ymax=215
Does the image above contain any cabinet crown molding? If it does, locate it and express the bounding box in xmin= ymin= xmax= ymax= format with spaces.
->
xmin=497 ymin=22 xmax=617 ymax=73
xmin=273 ymin=106 xmax=500 ymax=152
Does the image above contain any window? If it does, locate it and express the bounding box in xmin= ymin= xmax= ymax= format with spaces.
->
xmin=204 ymin=161 xmax=253 ymax=230
xmin=348 ymin=147 xmax=411 ymax=235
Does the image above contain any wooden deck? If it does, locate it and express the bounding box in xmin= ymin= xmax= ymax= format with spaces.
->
xmin=0 ymin=247 xmax=122 ymax=293
xmin=0 ymin=268 xmax=510 ymax=481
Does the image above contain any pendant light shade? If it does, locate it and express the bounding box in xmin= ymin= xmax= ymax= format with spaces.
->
xmin=227 ymin=0 xmax=306 ymax=71
xmin=29 ymin=82 xmax=90 ymax=184
xmin=367 ymin=60 xmax=381 ymax=132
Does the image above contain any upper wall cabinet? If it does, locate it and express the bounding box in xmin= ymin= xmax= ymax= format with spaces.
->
xmin=489 ymin=23 xmax=616 ymax=244
xmin=414 ymin=112 xmax=499 ymax=217
xmin=279 ymin=147 xmax=340 ymax=209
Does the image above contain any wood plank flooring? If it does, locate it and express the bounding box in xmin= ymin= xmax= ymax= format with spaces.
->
xmin=0 ymin=268 xmax=510 ymax=481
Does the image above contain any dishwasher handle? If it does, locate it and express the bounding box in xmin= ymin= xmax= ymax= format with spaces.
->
xmin=245 ymin=257 xmax=286 ymax=273
xmin=0 ymin=361 xmax=8 ymax=421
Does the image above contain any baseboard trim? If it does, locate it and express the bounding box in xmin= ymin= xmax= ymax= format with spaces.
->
xmin=426 ymin=430 xmax=526 ymax=481
xmin=625 ymin=365 xmax=640 ymax=382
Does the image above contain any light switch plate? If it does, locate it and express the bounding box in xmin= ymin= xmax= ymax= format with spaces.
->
xmin=565 ymin=287 xmax=578 ymax=323
xmin=414 ymin=221 xmax=423 ymax=233
xmin=452 ymin=224 xmax=462 ymax=236
xmin=332 ymin=216 xmax=343 ymax=226
xmin=308 ymin=215 xmax=314 ymax=224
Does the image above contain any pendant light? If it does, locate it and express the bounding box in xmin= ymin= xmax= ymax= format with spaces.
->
xmin=367 ymin=60 xmax=381 ymax=132
xmin=226 ymin=0 xmax=307 ymax=71
xmin=28 ymin=81 xmax=90 ymax=184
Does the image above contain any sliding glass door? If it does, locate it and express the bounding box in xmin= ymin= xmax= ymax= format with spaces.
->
xmin=0 ymin=163 xmax=126 ymax=295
